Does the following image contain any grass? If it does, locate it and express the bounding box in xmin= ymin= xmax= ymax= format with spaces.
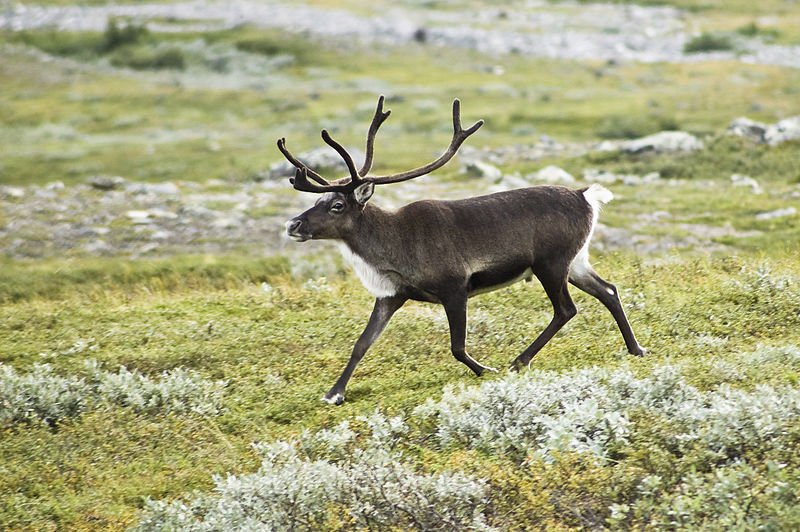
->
xmin=2 ymin=252 xmax=799 ymax=529
xmin=3 ymin=2 xmax=800 ymax=529
xmin=3 ymin=27 xmax=800 ymax=185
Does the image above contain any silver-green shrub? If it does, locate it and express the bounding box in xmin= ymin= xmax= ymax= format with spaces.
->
xmin=136 ymin=414 xmax=494 ymax=532
xmin=415 ymin=362 xmax=800 ymax=463
xmin=0 ymin=361 xmax=225 ymax=426
xmin=0 ymin=363 xmax=91 ymax=425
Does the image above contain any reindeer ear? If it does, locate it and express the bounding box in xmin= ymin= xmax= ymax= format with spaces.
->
xmin=353 ymin=181 xmax=374 ymax=206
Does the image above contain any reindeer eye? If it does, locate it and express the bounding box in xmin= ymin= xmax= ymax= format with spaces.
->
xmin=330 ymin=201 xmax=345 ymax=213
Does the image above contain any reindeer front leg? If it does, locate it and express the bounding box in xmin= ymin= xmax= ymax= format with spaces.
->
xmin=441 ymin=291 xmax=497 ymax=376
xmin=323 ymin=295 xmax=407 ymax=405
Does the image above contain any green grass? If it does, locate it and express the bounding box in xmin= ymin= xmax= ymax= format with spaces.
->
xmin=3 ymin=4 xmax=800 ymax=529
xmin=3 ymin=26 xmax=800 ymax=185
xmin=1 ymin=252 xmax=799 ymax=529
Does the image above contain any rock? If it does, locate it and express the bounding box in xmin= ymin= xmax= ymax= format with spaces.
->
xmin=755 ymin=207 xmax=796 ymax=221
xmin=765 ymin=116 xmax=800 ymax=146
xmin=83 ymin=239 xmax=111 ymax=254
xmin=583 ymin=168 xmax=619 ymax=184
xmin=88 ymin=175 xmax=126 ymax=191
xmin=126 ymin=210 xmax=154 ymax=224
xmin=530 ymin=165 xmax=575 ymax=184
xmin=622 ymin=131 xmax=704 ymax=154
xmin=463 ymin=160 xmax=502 ymax=180
xmin=126 ymin=181 xmax=181 ymax=195
xmin=726 ymin=117 xmax=767 ymax=143
xmin=1 ymin=186 xmax=25 ymax=199
xmin=731 ymin=173 xmax=762 ymax=194
xmin=211 ymin=217 xmax=241 ymax=229
xmin=268 ymin=146 xmax=366 ymax=179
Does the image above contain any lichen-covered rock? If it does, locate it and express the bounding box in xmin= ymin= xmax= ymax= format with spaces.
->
xmin=463 ymin=160 xmax=503 ymax=180
xmin=726 ymin=117 xmax=767 ymax=143
xmin=269 ymin=146 xmax=366 ymax=179
xmin=765 ymin=116 xmax=800 ymax=146
xmin=622 ymin=131 xmax=704 ymax=154
xmin=529 ymin=165 xmax=575 ymax=184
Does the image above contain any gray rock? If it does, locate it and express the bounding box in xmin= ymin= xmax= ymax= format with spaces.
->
xmin=88 ymin=175 xmax=126 ymax=191
xmin=622 ymin=131 xmax=704 ymax=154
xmin=731 ymin=173 xmax=762 ymax=194
xmin=463 ymin=160 xmax=502 ymax=180
xmin=530 ymin=165 xmax=575 ymax=184
xmin=583 ymin=168 xmax=619 ymax=184
xmin=1 ymin=185 xmax=25 ymax=199
xmin=126 ymin=181 xmax=181 ymax=195
xmin=755 ymin=207 xmax=796 ymax=221
xmin=126 ymin=210 xmax=155 ymax=224
xmin=726 ymin=117 xmax=767 ymax=143
xmin=269 ymin=146 xmax=366 ymax=179
xmin=765 ymin=116 xmax=800 ymax=146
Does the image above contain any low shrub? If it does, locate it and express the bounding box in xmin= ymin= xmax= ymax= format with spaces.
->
xmin=136 ymin=349 xmax=800 ymax=529
xmin=596 ymin=114 xmax=681 ymax=139
xmin=136 ymin=413 xmax=493 ymax=531
xmin=101 ymin=18 xmax=149 ymax=53
xmin=0 ymin=361 xmax=225 ymax=426
xmin=684 ymin=32 xmax=735 ymax=53
xmin=109 ymin=46 xmax=186 ymax=70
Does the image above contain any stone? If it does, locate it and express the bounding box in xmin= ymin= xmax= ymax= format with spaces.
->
xmin=726 ymin=117 xmax=767 ymax=143
xmin=88 ymin=175 xmax=126 ymax=191
xmin=731 ymin=174 xmax=762 ymax=194
xmin=1 ymin=186 xmax=25 ymax=199
xmin=530 ymin=165 xmax=575 ymax=184
xmin=463 ymin=160 xmax=503 ymax=180
xmin=622 ymin=131 xmax=704 ymax=154
xmin=755 ymin=207 xmax=796 ymax=221
xmin=269 ymin=146 xmax=366 ymax=179
xmin=765 ymin=116 xmax=800 ymax=146
xmin=126 ymin=181 xmax=181 ymax=195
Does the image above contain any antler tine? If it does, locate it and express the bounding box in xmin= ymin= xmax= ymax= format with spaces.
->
xmin=290 ymin=167 xmax=353 ymax=194
xmin=367 ymin=98 xmax=484 ymax=185
xmin=358 ymin=95 xmax=392 ymax=177
xmin=276 ymin=138 xmax=331 ymax=186
xmin=321 ymin=129 xmax=362 ymax=185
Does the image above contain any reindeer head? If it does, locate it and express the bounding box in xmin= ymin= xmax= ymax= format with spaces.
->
xmin=282 ymin=96 xmax=483 ymax=242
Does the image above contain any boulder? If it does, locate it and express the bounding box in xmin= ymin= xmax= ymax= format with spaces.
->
xmin=755 ymin=207 xmax=796 ymax=221
xmin=530 ymin=165 xmax=575 ymax=184
xmin=726 ymin=117 xmax=767 ymax=143
xmin=88 ymin=175 xmax=126 ymax=191
xmin=269 ymin=146 xmax=366 ymax=179
xmin=622 ymin=131 xmax=704 ymax=154
xmin=463 ymin=160 xmax=503 ymax=180
xmin=730 ymin=173 xmax=762 ymax=194
xmin=765 ymin=116 xmax=800 ymax=146
xmin=126 ymin=181 xmax=181 ymax=195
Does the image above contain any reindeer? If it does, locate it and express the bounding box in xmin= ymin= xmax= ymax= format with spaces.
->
xmin=281 ymin=96 xmax=645 ymax=405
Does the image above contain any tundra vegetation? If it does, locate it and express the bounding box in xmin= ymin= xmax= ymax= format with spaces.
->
xmin=1 ymin=0 xmax=800 ymax=530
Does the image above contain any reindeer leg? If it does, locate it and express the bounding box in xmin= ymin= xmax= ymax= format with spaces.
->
xmin=442 ymin=291 xmax=497 ymax=376
xmin=569 ymin=268 xmax=646 ymax=356
xmin=511 ymin=266 xmax=577 ymax=371
xmin=323 ymin=295 xmax=406 ymax=405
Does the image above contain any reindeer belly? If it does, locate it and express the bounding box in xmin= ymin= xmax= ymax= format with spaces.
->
xmin=468 ymin=264 xmax=533 ymax=297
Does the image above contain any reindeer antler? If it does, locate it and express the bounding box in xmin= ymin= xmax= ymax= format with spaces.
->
xmin=278 ymin=96 xmax=483 ymax=194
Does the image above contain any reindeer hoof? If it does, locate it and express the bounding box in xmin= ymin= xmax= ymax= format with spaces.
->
xmin=509 ymin=359 xmax=527 ymax=373
xmin=322 ymin=392 xmax=345 ymax=405
xmin=631 ymin=345 xmax=648 ymax=357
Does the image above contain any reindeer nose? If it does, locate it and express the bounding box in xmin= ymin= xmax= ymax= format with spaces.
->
xmin=286 ymin=218 xmax=303 ymax=235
